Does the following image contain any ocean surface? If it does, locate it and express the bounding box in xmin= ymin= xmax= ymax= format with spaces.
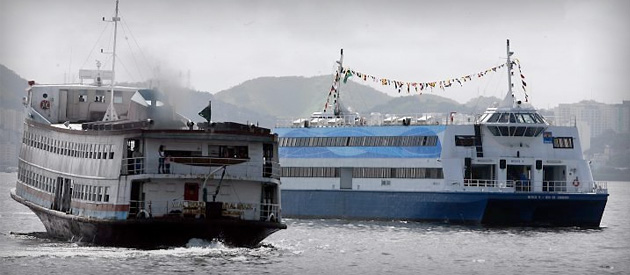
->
xmin=0 ymin=172 xmax=628 ymax=275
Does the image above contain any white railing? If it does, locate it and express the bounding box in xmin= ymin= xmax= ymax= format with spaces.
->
xmin=120 ymin=156 xmax=281 ymax=179
xmin=276 ymin=112 xmax=479 ymax=128
xmin=129 ymin=200 xmax=282 ymax=221
xmin=461 ymin=179 xmax=607 ymax=194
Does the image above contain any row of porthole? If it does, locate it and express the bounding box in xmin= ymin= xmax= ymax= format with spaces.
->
xmin=17 ymin=162 xmax=110 ymax=203
xmin=23 ymin=130 xmax=115 ymax=160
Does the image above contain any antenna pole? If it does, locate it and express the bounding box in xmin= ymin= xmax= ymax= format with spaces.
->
xmin=103 ymin=0 xmax=120 ymax=121
xmin=506 ymin=39 xmax=513 ymax=99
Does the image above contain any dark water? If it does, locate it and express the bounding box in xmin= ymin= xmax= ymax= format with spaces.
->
xmin=1 ymin=172 xmax=628 ymax=275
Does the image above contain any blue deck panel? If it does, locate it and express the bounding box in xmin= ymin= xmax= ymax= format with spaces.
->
xmin=276 ymin=125 xmax=446 ymax=159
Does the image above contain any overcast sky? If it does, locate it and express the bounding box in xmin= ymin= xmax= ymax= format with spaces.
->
xmin=1 ymin=0 xmax=629 ymax=109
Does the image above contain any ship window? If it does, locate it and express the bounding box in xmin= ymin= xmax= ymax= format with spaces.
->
xmin=553 ymin=137 xmax=574 ymax=149
xmin=499 ymin=113 xmax=510 ymax=123
xmin=488 ymin=126 xmax=501 ymax=136
xmin=95 ymin=90 xmax=106 ymax=102
xmin=509 ymin=113 xmax=516 ymax=123
xmin=522 ymin=114 xmax=535 ymax=124
xmin=524 ymin=127 xmax=538 ymax=137
xmin=533 ymin=113 xmax=546 ymax=124
xmin=498 ymin=126 xmax=509 ymax=136
xmin=514 ymin=126 xmax=526 ymax=136
xmin=79 ymin=93 xmax=87 ymax=103
xmin=104 ymin=187 xmax=109 ymax=202
xmin=281 ymin=136 xmax=439 ymax=147
xmin=487 ymin=113 xmax=500 ymax=123
xmin=97 ymin=186 xmax=103 ymax=201
xmin=534 ymin=127 xmax=545 ymax=137
xmin=455 ymin=135 xmax=475 ymax=146
xmin=114 ymin=91 xmax=123 ymax=104
xmin=508 ymin=126 xmax=517 ymax=136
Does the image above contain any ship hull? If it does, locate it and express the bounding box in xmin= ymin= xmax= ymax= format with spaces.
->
xmin=11 ymin=191 xmax=286 ymax=248
xmin=281 ymin=190 xmax=608 ymax=227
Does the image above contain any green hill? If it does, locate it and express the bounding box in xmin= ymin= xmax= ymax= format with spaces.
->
xmin=214 ymin=75 xmax=391 ymax=119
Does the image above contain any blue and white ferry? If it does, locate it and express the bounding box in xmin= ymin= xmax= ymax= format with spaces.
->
xmin=275 ymin=41 xmax=608 ymax=227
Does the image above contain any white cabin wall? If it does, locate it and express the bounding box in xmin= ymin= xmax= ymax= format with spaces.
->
xmin=30 ymin=87 xmax=60 ymax=123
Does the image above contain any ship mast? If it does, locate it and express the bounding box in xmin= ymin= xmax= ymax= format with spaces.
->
xmin=103 ymin=0 xmax=120 ymax=121
xmin=333 ymin=49 xmax=344 ymax=117
xmin=506 ymin=39 xmax=514 ymax=103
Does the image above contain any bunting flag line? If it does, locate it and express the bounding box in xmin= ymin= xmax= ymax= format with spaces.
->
xmin=323 ymin=68 xmax=343 ymax=112
xmin=324 ymin=58 xmax=529 ymax=112
xmin=513 ymin=58 xmax=528 ymax=102
xmin=339 ymin=60 xmax=530 ymax=96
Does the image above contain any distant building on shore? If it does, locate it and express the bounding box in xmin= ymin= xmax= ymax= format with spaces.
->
xmin=555 ymin=100 xmax=630 ymax=138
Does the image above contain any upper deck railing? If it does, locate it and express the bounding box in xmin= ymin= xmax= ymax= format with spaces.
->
xmin=121 ymin=156 xmax=281 ymax=179
xmin=276 ymin=112 xmax=479 ymax=128
xmin=276 ymin=112 xmax=571 ymax=128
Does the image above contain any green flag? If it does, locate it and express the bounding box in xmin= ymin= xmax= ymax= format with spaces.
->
xmin=343 ymin=70 xmax=353 ymax=83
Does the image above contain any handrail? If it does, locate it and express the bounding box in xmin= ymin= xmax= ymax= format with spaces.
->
xmin=120 ymin=156 xmax=281 ymax=179
xmin=461 ymin=179 xmax=607 ymax=194
xmin=128 ymin=200 xmax=282 ymax=221
xmin=276 ymin=112 xmax=480 ymax=128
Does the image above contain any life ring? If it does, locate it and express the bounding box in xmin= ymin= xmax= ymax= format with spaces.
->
xmin=266 ymin=213 xmax=276 ymax=222
xmin=572 ymin=179 xmax=580 ymax=187
xmin=40 ymin=100 xmax=50 ymax=110
xmin=136 ymin=209 xmax=150 ymax=219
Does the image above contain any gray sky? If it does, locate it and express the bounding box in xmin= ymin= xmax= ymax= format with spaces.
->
xmin=1 ymin=0 xmax=629 ymax=108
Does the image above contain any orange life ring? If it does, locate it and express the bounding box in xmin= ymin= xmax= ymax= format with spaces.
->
xmin=572 ymin=179 xmax=580 ymax=187
xmin=40 ymin=100 xmax=50 ymax=110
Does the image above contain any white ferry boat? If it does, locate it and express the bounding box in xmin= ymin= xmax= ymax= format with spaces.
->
xmin=275 ymin=42 xmax=608 ymax=227
xmin=10 ymin=1 xmax=285 ymax=248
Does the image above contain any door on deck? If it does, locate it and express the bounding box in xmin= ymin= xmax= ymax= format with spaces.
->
xmin=60 ymin=178 xmax=72 ymax=213
xmin=184 ymin=183 xmax=199 ymax=201
xmin=58 ymin=89 xmax=68 ymax=122
xmin=340 ymin=167 xmax=352 ymax=190
xmin=507 ymin=164 xmax=532 ymax=192
xmin=130 ymin=181 xmax=144 ymax=216
xmin=52 ymin=177 xmax=64 ymax=211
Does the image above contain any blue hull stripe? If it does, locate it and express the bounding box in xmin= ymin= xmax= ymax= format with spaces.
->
xmin=281 ymin=190 xmax=608 ymax=226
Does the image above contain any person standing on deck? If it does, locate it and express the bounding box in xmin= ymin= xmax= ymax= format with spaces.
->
xmin=164 ymin=153 xmax=171 ymax=174
xmin=158 ymin=145 xmax=165 ymax=173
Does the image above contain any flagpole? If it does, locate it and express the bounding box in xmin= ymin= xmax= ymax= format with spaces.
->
xmin=103 ymin=0 xmax=120 ymax=121
xmin=506 ymin=39 xmax=514 ymax=101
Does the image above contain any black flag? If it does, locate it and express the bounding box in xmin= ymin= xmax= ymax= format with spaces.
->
xmin=198 ymin=100 xmax=212 ymax=122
